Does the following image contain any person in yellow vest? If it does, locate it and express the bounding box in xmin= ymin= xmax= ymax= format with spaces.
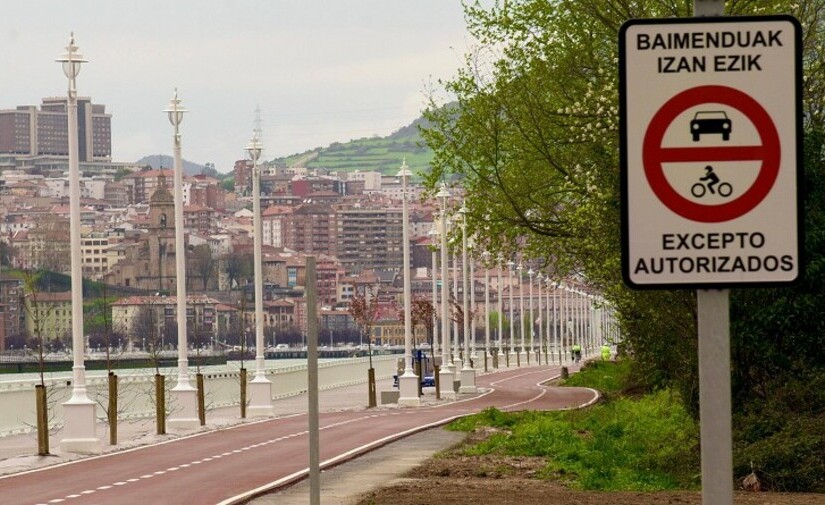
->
xmin=571 ymin=344 xmax=581 ymax=362
xmin=601 ymin=344 xmax=611 ymax=361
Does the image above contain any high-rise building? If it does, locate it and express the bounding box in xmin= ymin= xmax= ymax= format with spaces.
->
xmin=0 ymin=96 xmax=111 ymax=161
xmin=336 ymin=206 xmax=403 ymax=274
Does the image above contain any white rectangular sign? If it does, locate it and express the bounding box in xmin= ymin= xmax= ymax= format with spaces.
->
xmin=620 ymin=16 xmax=802 ymax=289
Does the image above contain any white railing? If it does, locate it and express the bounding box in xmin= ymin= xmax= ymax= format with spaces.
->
xmin=0 ymin=355 xmax=399 ymax=437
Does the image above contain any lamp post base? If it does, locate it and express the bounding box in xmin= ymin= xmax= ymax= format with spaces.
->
xmin=60 ymin=398 xmax=100 ymax=454
xmin=398 ymin=373 xmax=421 ymax=406
xmin=247 ymin=377 xmax=274 ymax=417
xmin=168 ymin=387 xmax=200 ymax=431
xmin=459 ymin=368 xmax=477 ymax=394
xmin=439 ymin=369 xmax=456 ymax=399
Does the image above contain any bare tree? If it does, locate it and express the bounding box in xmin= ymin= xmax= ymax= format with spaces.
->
xmin=20 ymin=271 xmax=58 ymax=455
xmin=349 ymin=288 xmax=380 ymax=407
xmin=86 ymin=285 xmax=129 ymax=445
xmin=223 ymin=252 xmax=253 ymax=291
xmin=131 ymin=300 xmax=168 ymax=435
xmin=188 ymin=244 xmax=215 ymax=292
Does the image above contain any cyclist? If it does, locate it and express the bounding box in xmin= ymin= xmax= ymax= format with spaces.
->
xmin=699 ymin=165 xmax=720 ymax=194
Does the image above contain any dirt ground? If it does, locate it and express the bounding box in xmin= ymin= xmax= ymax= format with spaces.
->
xmin=352 ymin=433 xmax=825 ymax=505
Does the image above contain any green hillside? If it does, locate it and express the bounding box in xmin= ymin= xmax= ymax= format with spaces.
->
xmin=274 ymin=116 xmax=434 ymax=177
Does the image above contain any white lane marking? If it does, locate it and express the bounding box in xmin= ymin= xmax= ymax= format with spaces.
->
xmin=218 ymin=366 xmax=595 ymax=505
xmin=32 ymin=369 xmax=576 ymax=505
xmin=1 ymin=413 xmax=297 ymax=482
xmin=96 ymin=485 xmax=112 ymax=490
xmin=489 ymin=367 xmax=560 ymax=386
xmin=500 ymin=388 xmax=548 ymax=410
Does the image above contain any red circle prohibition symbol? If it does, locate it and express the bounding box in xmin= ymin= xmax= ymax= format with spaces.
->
xmin=643 ymin=85 xmax=780 ymax=223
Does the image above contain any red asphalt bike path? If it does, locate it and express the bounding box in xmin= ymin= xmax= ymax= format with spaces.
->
xmin=0 ymin=364 xmax=598 ymax=505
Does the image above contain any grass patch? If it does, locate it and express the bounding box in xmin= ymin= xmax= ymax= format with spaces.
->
xmin=448 ymin=361 xmax=700 ymax=491
xmin=561 ymin=359 xmax=634 ymax=397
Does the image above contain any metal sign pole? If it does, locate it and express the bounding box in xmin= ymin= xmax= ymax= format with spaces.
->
xmin=691 ymin=4 xmax=732 ymax=505
xmin=697 ymin=289 xmax=733 ymax=504
xmin=306 ymin=257 xmax=320 ymax=505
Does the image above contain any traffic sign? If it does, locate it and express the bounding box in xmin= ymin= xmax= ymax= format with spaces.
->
xmin=619 ymin=16 xmax=802 ymax=288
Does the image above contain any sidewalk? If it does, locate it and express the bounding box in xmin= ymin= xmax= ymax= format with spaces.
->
xmin=249 ymin=426 xmax=466 ymax=505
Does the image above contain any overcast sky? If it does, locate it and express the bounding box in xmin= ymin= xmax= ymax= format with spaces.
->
xmin=0 ymin=1 xmax=480 ymax=172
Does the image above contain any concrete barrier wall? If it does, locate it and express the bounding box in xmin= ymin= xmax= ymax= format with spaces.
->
xmin=0 ymin=356 xmax=398 ymax=437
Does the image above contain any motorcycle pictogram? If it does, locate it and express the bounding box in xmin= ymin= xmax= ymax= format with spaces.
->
xmin=691 ymin=165 xmax=732 ymax=198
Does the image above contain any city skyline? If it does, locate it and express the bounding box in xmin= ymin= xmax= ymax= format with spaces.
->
xmin=0 ymin=1 xmax=481 ymax=172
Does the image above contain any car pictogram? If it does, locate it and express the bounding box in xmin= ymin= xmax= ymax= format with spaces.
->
xmin=690 ymin=110 xmax=731 ymax=141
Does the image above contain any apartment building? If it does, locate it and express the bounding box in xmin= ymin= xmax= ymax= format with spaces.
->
xmin=289 ymin=202 xmax=336 ymax=256
xmin=81 ymin=231 xmax=111 ymax=279
xmin=121 ymin=169 xmax=174 ymax=204
xmin=0 ymin=97 xmax=111 ymax=161
xmin=111 ymin=294 xmax=221 ymax=346
xmin=261 ymin=205 xmax=292 ymax=248
xmin=24 ymin=291 xmax=73 ymax=342
xmin=336 ymin=206 xmax=403 ymax=274
xmin=0 ymin=276 xmax=23 ymax=350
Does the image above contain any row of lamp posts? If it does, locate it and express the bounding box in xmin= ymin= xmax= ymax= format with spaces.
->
xmin=57 ymin=34 xmax=276 ymax=453
xmin=56 ymin=35 xmax=620 ymax=453
xmin=419 ymin=181 xmax=620 ymax=389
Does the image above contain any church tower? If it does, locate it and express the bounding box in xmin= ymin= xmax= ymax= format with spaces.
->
xmin=147 ymin=175 xmax=177 ymax=293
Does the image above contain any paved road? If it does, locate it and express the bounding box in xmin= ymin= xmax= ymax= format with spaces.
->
xmin=0 ymin=365 xmax=596 ymax=505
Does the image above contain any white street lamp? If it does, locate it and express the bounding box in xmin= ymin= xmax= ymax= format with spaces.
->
xmin=496 ymin=257 xmax=505 ymax=368
xmin=428 ymin=224 xmax=440 ymax=358
xmin=458 ymin=202 xmax=476 ymax=393
xmin=550 ymin=279 xmax=558 ymax=363
xmin=468 ymin=237 xmax=477 ymax=362
xmin=536 ymin=273 xmax=544 ymax=365
xmin=164 ymin=89 xmax=199 ymax=430
xmin=57 ymin=33 xmax=100 ymax=454
xmin=451 ymin=238 xmax=461 ymax=370
xmin=575 ymin=288 xmax=583 ymax=359
xmin=517 ymin=263 xmax=527 ymax=366
xmin=436 ymin=184 xmax=455 ymax=398
xmin=546 ymin=276 xmax=554 ymax=364
xmin=560 ymin=282 xmax=569 ymax=363
xmin=527 ymin=268 xmax=534 ymax=365
xmin=397 ymin=160 xmax=420 ymax=406
xmin=246 ymin=131 xmax=273 ymax=416
xmin=507 ymin=260 xmax=516 ymax=367
xmin=482 ymin=250 xmax=491 ymax=372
